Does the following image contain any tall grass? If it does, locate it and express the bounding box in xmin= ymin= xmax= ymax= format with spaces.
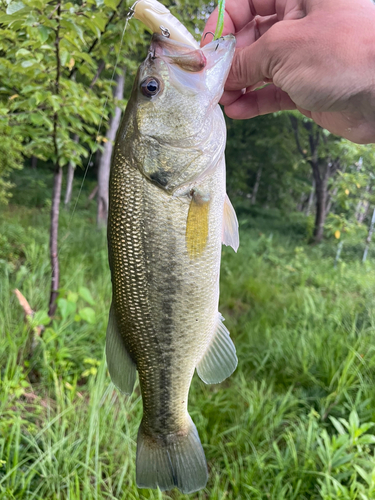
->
xmin=1 ymin=171 xmax=375 ymax=499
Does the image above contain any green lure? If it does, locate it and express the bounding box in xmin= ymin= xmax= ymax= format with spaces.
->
xmin=213 ymin=0 xmax=225 ymax=39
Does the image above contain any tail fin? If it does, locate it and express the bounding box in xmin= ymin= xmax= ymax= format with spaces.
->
xmin=136 ymin=416 xmax=208 ymax=494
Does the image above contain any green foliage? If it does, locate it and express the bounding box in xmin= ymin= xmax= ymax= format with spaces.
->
xmin=0 ymin=124 xmax=23 ymax=204
xmin=57 ymin=287 xmax=96 ymax=324
xmin=318 ymin=411 xmax=375 ymax=498
xmin=167 ymin=0 xmax=209 ymax=37
xmin=331 ymin=146 xmax=375 ymax=220
xmin=226 ymin=114 xmax=307 ymax=207
xmin=228 ymin=113 xmax=375 ymax=241
xmin=325 ymin=212 xmax=366 ymax=242
xmin=8 ymin=168 xmax=51 ymax=207
xmin=0 ymin=0 xmax=151 ymax=168
xmin=1 ymin=0 xmax=373 ymax=244
xmin=2 ymin=172 xmax=375 ymax=498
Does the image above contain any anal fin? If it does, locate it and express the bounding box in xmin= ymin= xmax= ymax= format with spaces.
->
xmin=105 ymin=302 xmax=136 ymax=395
xmin=196 ymin=314 xmax=237 ymax=384
xmin=222 ymin=194 xmax=239 ymax=252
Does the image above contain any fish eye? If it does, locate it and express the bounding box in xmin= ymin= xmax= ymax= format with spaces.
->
xmin=141 ymin=77 xmax=161 ymax=97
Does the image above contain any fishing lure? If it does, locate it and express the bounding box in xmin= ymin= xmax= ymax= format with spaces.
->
xmin=214 ymin=0 xmax=225 ymax=40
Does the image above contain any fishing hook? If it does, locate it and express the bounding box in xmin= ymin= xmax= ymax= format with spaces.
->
xmin=204 ymin=31 xmax=220 ymax=50
xmin=147 ymin=47 xmax=156 ymax=59
xmin=126 ymin=0 xmax=140 ymax=19
xmin=203 ymin=31 xmax=215 ymax=41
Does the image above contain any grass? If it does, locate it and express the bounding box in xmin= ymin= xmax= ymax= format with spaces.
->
xmin=1 ymin=170 xmax=375 ymax=499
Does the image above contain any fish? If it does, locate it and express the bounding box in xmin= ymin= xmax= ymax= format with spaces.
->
xmin=106 ymin=33 xmax=238 ymax=494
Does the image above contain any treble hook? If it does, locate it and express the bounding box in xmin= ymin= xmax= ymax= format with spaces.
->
xmin=203 ymin=31 xmax=215 ymax=41
xmin=126 ymin=0 xmax=140 ymax=19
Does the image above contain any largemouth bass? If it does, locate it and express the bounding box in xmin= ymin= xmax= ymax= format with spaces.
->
xmin=107 ymin=33 xmax=238 ymax=494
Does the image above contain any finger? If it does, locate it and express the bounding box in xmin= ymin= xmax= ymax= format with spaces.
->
xmin=223 ymin=20 xmax=296 ymax=91
xmin=202 ymin=0 xmax=294 ymax=44
xmin=235 ymin=15 xmax=278 ymax=48
xmin=201 ymin=8 xmax=235 ymax=46
xmin=228 ymin=0 xmax=286 ymax=29
xmin=224 ymin=84 xmax=296 ymax=119
xmin=220 ymin=89 xmax=245 ymax=106
xmin=219 ymin=84 xmax=268 ymax=106
xmin=224 ymin=43 xmax=269 ymax=91
xmin=248 ymin=81 xmax=271 ymax=90
xmin=202 ymin=0 xmax=251 ymax=44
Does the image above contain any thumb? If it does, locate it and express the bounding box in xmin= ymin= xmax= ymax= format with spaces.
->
xmin=224 ymin=23 xmax=291 ymax=91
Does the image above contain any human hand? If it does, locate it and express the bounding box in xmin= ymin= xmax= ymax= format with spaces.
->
xmin=202 ymin=0 xmax=375 ymax=144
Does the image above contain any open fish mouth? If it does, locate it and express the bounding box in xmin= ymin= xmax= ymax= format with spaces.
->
xmin=142 ymin=33 xmax=236 ymax=99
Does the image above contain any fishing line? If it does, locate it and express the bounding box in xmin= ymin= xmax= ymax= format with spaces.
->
xmin=53 ymin=5 xmax=133 ymax=291
xmin=68 ymin=6 xmax=133 ymax=227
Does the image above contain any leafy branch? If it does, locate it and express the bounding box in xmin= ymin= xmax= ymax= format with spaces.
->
xmin=68 ymin=0 xmax=125 ymax=79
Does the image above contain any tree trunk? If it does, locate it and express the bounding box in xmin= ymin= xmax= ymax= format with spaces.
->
xmin=97 ymin=70 xmax=125 ymax=226
xmin=314 ymin=183 xmax=326 ymax=242
xmin=356 ymin=183 xmax=371 ymax=222
xmin=64 ymin=134 xmax=79 ymax=206
xmin=263 ymin=186 xmax=272 ymax=209
xmin=88 ymin=184 xmax=98 ymax=201
xmin=48 ymin=3 xmax=62 ymax=318
xmin=296 ymin=193 xmax=304 ymax=212
xmin=355 ymin=199 xmax=363 ymax=222
xmin=326 ymin=162 xmax=343 ymax=215
xmin=363 ymin=208 xmax=375 ymax=262
xmin=64 ymin=162 xmax=74 ymax=205
xmin=312 ymin=167 xmax=327 ymax=243
xmin=48 ymin=165 xmax=63 ymax=317
xmin=358 ymin=199 xmax=371 ymax=224
xmin=31 ymin=156 xmax=38 ymax=169
xmin=305 ymin=178 xmax=315 ymax=216
xmin=251 ymin=166 xmax=262 ymax=205
xmin=325 ymin=186 xmax=337 ymax=215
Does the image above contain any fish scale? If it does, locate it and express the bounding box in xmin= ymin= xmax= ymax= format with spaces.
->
xmin=106 ymin=33 xmax=239 ymax=494
xmin=109 ymin=156 xmax=223 ymax=431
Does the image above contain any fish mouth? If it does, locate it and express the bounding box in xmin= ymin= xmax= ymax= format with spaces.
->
xmin=148 ymin=33 xmax=236 ymax=99
xmin=150 ymin=34 xmax=207 ymax=73
xmin=150 ymin=33 xmax=236 ymax=71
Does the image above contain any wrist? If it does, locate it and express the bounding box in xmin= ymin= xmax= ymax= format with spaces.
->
xmin=362 ymin=26 xmax=375 ymax=142
xmin=349 ymin=6 xmax=375 ymax=143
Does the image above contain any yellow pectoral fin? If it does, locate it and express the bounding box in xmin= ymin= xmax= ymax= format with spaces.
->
xmin=186 ymin=195 xmax=210 ymax=258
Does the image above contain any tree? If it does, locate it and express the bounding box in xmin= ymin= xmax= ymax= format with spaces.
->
xmin=0 ymin=123 xmax=23 ymax=204
xmin=289 ymin=116 xmax=347 ymax=243
xmin=0 ymin=0 xmax=147 ymax=315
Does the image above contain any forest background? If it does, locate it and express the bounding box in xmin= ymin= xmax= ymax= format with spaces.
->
xmin=2 ymin=0 xmax=375 ymax=498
